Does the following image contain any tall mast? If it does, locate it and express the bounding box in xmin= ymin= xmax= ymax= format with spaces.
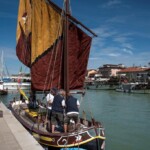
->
xmin=64 ymin=0 xmax=70 ymax=95
xmin=0 ymin=51 xmax=3 ymax=80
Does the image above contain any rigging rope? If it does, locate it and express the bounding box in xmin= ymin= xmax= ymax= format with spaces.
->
xmin=83 ymin=89 xmax=95 ymax=124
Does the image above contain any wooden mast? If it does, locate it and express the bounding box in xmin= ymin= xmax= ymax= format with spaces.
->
xmin=64 ymin=0 xmax=70 ymax=95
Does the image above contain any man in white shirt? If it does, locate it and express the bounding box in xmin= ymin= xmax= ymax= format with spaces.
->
xmin=46 ymin=88 xmax=57 ymax=130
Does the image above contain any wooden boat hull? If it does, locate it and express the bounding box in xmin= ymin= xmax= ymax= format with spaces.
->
xmin=31 ymin=129 xmax=105 ymax=148
xmin=10 ymin=101 xmax=105 ymax=150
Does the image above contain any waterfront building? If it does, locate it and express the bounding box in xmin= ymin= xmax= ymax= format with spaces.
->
xmin=98 ymin=64 xmax=125 ymax=78
xmin=117 ymin=67 xmax=150 ymax=82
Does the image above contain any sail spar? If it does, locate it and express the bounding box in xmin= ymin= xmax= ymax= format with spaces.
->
xmin=16 ymin=0 xmax=92 ymax=91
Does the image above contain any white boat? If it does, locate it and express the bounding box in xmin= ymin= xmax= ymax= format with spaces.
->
xmin=1 ymin=77 xmax=31 ymax=90
xmin=116 ymin=82 xmax=150 ymax=94
xmin=0 ymin=80 xmax=8 ymax=95
xmin=0 ymin=51 xmax=31 ymax=91
xmin=3 ymin=82 xmax=30 ymax=90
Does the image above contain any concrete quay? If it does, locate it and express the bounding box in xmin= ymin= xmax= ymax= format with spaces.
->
xmin=0 ymin=101 xmax=44 ymax=150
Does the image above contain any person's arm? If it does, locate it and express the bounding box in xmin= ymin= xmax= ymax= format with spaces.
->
xmin=47 ymin=94 xmax=54 ymax=103
xmin=62 ymin=99 xmax=66 ymax=116
xmin=77 ymin=100 xmax=80 ymax=108
xmin=62 ymin=99 xmax=65 ymax=108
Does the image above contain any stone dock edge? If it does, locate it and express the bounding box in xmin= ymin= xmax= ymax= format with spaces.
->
xmin=0 ymin=101 xmax=44 ymax=150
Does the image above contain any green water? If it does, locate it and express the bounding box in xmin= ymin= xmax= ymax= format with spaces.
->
xmin=1 ymin=90 xmax=150 ymax=150
xmin=81 ymin=90 xmax=150 ymax=150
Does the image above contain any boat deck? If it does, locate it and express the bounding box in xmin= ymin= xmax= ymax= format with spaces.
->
xmin=10 ymin=100 xmax=105 ymax=149
xmin=13 ymin=103 xmax=91 ymax=134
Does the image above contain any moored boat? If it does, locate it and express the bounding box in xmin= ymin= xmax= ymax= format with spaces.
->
xmin=116 ymin=82 xmax=150 ymax=94
xmin=10 ymin=99 xmax=105 ymax=149
xmin=3 ymin=82 xmax=30 ymax=90
xmin=9 ymin=0 xmax=106 ymax=149
xmin=85 ymin=77 xmax=119 ymax=90
xmin=0 ymin=81 xmax=8 ymax=95
xmin=86 ymin=81 xmax=118 ymax=90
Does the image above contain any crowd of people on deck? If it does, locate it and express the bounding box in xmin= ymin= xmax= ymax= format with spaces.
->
xmin=46 ymin=87 xmax=80 ymax=133
xmin=18 ymin=87 xmax=80 ymax=133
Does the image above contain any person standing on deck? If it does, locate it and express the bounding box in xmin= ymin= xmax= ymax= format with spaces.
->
xmin=51 ymin=89 xmax=66 ymax=133
xmin=64 ymin=93 xmax=80 ymax=133
xmin=46 ymin=88 xmax=57 ymax=130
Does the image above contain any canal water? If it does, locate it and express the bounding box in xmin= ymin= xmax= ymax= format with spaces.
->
xmin=1 ymin=90 xmax=150 ymax=150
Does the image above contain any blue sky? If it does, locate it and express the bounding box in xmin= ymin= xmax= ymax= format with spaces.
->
xmin=0 ymin=0 xmax=150 ymax=74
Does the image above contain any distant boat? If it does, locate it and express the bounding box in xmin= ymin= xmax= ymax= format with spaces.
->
xmin=1 ymin=75 xmax=31 ymax=91
xmin=3 ymin=76 xmax=30 ymax=90
xmin=116 ymin=82 xmax=150 ymax=94
xmin=0 ymin=78 xmax=30 ymax=91
xmin=85 ymin=77 xmax=119 ymax=90
xmin=0 ymin=80 xmax=8 ymax=95
xmin=3 ymin=82 xmax=30 ymax=90
xmin=10 ymin=0 xmax=105 ymax=150
xmin=0 ymin=51 xmax=31 ymax=91
xmin=86 ymin=81 xmax=118 ymax=90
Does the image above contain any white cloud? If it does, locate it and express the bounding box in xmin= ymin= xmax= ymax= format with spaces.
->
xmin=91 ymin=26 xmax=134 ymax=57
xmin=107 ymin=0 xmax=121 ymax=6
xmin=106 ymin=16 xmax=126 ymax=24
xmin=123 ymin=48 xmax=133 ymax=55
xmin=88 ymin=48 xmax=150 ymax=69
xmin=108 ymin=53 xmax=120 ymax=57
xmin=89 ymin=57 xmax=99 ymax=60
xmin=102 ymin=0 xmax=122 ymax=8
xmin=87 ymin=24 xmax=150 ymax=68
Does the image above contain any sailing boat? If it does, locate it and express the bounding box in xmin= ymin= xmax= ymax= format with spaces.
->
xmin=0 ymin=51 xmax=30 ymax=91
xmin=10 ymin=0 xmax=105 ymax=149
xmin=2 ymin=66 xmax=31 ymax=90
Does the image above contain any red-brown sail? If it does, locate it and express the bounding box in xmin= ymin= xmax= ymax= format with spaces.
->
xmin=16 ymin=0 xmax=92 ymax=91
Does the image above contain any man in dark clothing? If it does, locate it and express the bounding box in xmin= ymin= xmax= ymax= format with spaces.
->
xmin=64 ymin=93 xmax=80 ymax=133
xmin=51 ymin=89 xmax=65 ymax=133
xmin=28 ymin=91 xmax=37 ymax=109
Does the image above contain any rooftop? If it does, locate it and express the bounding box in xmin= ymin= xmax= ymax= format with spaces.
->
xmin=118 ymin=67 xmax=150 ymax=73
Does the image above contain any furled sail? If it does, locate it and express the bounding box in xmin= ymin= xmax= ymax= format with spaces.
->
xmin=16 ymin=0 xmax=92 ymax=91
